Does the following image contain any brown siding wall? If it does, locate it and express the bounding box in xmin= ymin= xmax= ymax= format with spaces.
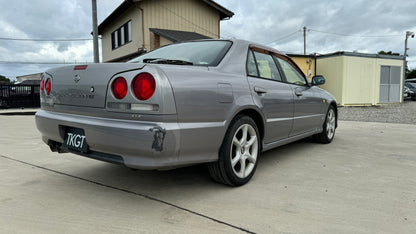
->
xmin=102 ymin=0 xmax=221 ymax=62
xmin=140 ymin=0 xmax=220 ymax=50
xmin=101 ymin=7 xmax=142 ymax=62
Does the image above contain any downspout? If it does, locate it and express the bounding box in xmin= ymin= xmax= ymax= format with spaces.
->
xmin=140 ymin=6 xmax=145 ymax=49
xmin=218 ymin=20 xmax=220 ymax=38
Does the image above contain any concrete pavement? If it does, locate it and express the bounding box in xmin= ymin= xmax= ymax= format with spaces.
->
xmin=0 ymin=115 xmax=415 ymax=233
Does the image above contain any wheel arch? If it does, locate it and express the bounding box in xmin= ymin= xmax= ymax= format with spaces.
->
xmin=230 ymin=108 xmax=265 ymax=142
xmin=329 ymin=101 xmax=338 ymax=128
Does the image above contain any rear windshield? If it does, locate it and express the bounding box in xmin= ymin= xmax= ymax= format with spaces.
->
xmin=129 ymin=41 xmax=232 ymax=66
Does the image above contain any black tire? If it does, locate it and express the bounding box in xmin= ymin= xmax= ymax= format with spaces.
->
xmin=208 ymin=115 xmax=260 ymax=186
xmin=314 ymin=105 xmax=336 ymax=144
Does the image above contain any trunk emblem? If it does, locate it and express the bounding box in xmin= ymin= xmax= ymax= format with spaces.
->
xmin=74 ymin=74 xmax=81 ymax=83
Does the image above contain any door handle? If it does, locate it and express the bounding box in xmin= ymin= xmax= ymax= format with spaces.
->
xmin=254 ymin=86 xmax=267 ymax=94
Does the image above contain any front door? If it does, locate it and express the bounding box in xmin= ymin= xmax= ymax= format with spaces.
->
xmin=275 ymin=57 xmax=325 ymax=136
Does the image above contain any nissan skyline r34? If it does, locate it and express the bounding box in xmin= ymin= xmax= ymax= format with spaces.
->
xmin=35 ymin=39 xmax=337 ymax=186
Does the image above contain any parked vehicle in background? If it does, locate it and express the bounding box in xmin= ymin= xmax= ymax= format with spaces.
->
xmin=404 ymin=82 xmax=416 ymax=100
xmin=0 ymin=84 xmax=40 ymax=108
xmin=404 ymin=86 xmax=411 ymax=100
xmin=0 ymin=86 xmax=7 ymax=107
xmin=35 ymin=39 xmax=337 ymax=186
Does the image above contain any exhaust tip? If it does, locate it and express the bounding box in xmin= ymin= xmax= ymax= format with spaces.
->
xmin=47 ymin=140 xmax=67 ymax=153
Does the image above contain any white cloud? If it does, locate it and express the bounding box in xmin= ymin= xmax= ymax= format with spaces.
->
xmin=217 ymin=0 xmax=416 ymax=68
xmin=0 ymin=0 xmax=123 ymax=78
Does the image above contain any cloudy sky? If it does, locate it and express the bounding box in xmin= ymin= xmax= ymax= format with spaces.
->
xmin=0 ymin=0 xmax=415 ymax=80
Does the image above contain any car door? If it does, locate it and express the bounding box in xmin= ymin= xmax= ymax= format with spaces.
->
xmin=275 ymin=56 xmax=325 ymax=136
xmin=246 ymin=48 xmax=294 ymax=143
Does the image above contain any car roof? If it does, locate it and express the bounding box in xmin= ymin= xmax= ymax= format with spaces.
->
xmin=406 ymin=78 xmax=416 ymax=82
xmin=184 ymin=38 xmax=287 ymax=57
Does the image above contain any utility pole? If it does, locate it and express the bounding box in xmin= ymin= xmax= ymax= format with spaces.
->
xmin=92 ymin=0 xmax=99 ymax=63
xmin=303 ymin=26 xmax=306 ymax=55
xmin=404 ymin=31 xmax=415 ymax=73
xmin=403 ymin=31 xmax=414 ymax=101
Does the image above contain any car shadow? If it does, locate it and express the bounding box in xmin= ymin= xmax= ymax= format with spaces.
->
xmin=69 ymin=138 xmax=317 ymax=194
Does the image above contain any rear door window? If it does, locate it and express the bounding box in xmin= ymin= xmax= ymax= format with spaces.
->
xmin=246 ymin=49 xmax=282 ymax=81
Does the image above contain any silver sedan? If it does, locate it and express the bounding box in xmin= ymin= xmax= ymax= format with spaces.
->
xmin=36 ymin=39 xmax=337 ymax=186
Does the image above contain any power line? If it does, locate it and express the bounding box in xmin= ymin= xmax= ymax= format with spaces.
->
xmin=0 ymin=37 xmax=95 ymax=42
xmin=308 ymin=29 xmax=402 ymax=38
xmin=266 ymin=30 xmax=301 ymax=45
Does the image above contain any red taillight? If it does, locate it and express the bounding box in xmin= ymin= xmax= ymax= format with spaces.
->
xmin=111 ymin=77 xmax=128 ymax=99
xmin=45 ymin=78 xmax=51 ymax=95
xmin=40 ymin=78 xmax=45 ymax=92
xmin=132 ymin=73 xmax=156 ymax=101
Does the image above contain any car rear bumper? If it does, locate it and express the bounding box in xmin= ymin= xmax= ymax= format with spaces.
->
xmin=35 ymin=110 xmax=224 ymax=169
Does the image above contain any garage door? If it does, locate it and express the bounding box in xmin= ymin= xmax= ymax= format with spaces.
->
xmin=379 ymin=66 xmax=401 ymax=103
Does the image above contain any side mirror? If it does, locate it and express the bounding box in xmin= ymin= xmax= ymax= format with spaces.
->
xmin=312 ymin=75 xmax=326 ymax=86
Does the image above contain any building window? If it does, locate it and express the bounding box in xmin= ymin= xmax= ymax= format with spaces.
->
xmin=126 ymin=21 xmax=132 ymax=42
xmin=111 ymin=20 xmax=132 ymax=50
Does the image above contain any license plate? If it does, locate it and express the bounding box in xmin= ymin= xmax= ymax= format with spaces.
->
xmin=63 ymin=127 xmax=89 ymax=153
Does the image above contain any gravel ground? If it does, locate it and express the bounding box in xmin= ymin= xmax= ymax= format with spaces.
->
xmin=338 ymin=100 xmax=416 ymax=125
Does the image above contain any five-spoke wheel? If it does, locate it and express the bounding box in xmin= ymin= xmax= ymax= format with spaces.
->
xmin=208 ymin=115 xmax=260 ymax=186
xmin=230 ymin=123 xmax=258 ymax=179
xmin=314 ymin=106 xmax=337 ymax=144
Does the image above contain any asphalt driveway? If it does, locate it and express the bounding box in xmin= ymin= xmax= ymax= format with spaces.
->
xmin=0 ymin=115 xmax=415 ymax=233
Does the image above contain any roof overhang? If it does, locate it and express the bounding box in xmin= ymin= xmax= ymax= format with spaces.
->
xmin=105 ymin=48 xmax=147 ymax=62
xmin=317 ymin=51 xmax=405 ymax=60
xmin=149 ymin=28 xmax=211 ymax=42
xmin=201 ymin=0 xmax=234 ymax=20
xmin=98 ymin=1 xmax=136 ymax=35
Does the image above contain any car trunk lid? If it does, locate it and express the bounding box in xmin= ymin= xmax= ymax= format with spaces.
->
xmin=46 ymin=63 xmax=145 ymax=108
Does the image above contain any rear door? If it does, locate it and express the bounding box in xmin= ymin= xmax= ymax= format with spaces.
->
xmin=247 ymin=48 xmax=294 ymax=143
xmin=275 ymin=56 xmax=324 ymax=136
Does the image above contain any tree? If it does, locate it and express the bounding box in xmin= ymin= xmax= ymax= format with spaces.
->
xmin=378 ymin=50 xmax=401 ymax=56
xmin=0 ymin=75 xmax=13 ymax=84
xmin=407 ymin=69 xmax=416 ymax=79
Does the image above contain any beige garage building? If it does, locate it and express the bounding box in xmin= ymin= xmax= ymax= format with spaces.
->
xmin=316 ymin=52 xmax=404 ymax=106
